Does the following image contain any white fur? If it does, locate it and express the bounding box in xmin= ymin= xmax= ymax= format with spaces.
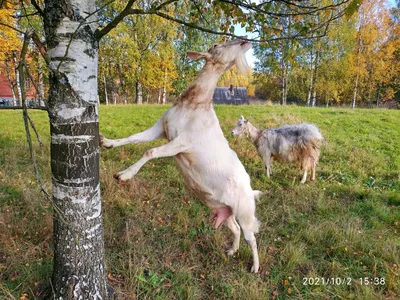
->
xmin=101 ymin=39 xmax=261 ymax=273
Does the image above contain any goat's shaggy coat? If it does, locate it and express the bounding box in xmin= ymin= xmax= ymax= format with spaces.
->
xmin=232 ymin=117 xmax=323 ymax=183
xmin=101 ymin=39 xmax=261 ymax=272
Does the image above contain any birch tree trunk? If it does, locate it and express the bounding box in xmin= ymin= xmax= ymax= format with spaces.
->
xmin=117 ymin=63 xmax=127 ymax=104
xmin=157 ymin=89 xmax=161 ymax=104
xmin=136 ymin=81 xmax=143 ymax=104
xmin=352 ymin=72 xmax=359 ymax=109
xmin=44 ymin=0 xmax=108 ymax=298
xmin=5 ymin=59 xmax=18 ymax=106
xmin=113 ymin=91 xmax=117 ymax=105
xmin=280 ymin=55 xmax=287 ymax=105
xmin=311 ymin=50 xmax=319 ymax=107
xmin=13 ymin=52 xmax=23 ymax=106
xmin=38 ymin=58 xmax=45 ymax=107
xmin=311 ymin=90 xmax=317 ymax=107
xmin=104 ymin=74 xmax=109 ymax=105
xmin=162 ymin=68 xmax=167 ymax=104
xmin=306 ymin=51 xmax=314 ymax=106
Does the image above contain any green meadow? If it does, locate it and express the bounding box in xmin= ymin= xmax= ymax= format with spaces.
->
xmin=0 ymin=105 xmax=399 ymax=299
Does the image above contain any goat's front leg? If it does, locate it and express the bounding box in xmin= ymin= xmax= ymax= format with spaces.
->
xmin=100 ymin=118 xmax=166 ymax=149
xmin=114 ymin=138 xmax=190 ymax=183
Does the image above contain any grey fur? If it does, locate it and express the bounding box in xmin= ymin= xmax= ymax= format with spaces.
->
xmin=232 ymin=118 xmax=324 ymax=183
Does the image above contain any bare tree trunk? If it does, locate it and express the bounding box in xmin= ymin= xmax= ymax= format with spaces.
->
xmin=112 ymin=91 xmax=117 ymax=105
xmin=376 ymin=85 xmax=381 ymax=107
xmin=44 ymin=0 xmax=108 ymax=298
xmin=312 ymin=90 xmax=317 ymax=107
xmin=306 ymin=53 xmax=314 ymax=106
xmin=104 ymin=74 xmax=109 ymax=105
xmin=136 ymin=81 xmax=143 ymax=104
xmin=352 ymin=72 xmax=359 ymax=109
xmin=352 ymin=23 xmax=364 ymax=109
xmin=162 ymin=85 xmax=167 ymax=105
xmin=5 ymin=59 xmax=18 ymax=106
xmin=280 ymin=56 xmax=287 ymax=105
xmin=157 ymin=89 xmax=161 ymax=104
xmin=162 ymin=68 xmax=168 ymax=104
xmin=117 ymin=64 xmax=127 ymax=104
xmin=13 ymin=51 xmax=23 ymax=106
xmin=38 ymin=58 xmax=45 ymax=107
xmin=311 ymin=50 xmax=319 ymax=107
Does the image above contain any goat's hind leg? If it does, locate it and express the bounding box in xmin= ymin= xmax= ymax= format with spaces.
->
xmin=237 ymin=216 xmax=260 ymax=273
xmin=311 ymin=161 xmax=316 ymax=181
xmin=225 ymin=216 xmax=241 ymax=256
xmin=100 ymin=118 xmax=166 ymax=149
xmin=300 ymin=169 xmax=308 ymax=183
xmin=114 ymin=138 xmax=189 ymax=183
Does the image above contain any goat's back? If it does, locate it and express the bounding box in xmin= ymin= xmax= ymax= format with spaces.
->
xmin=257 ymin=123 xmax=323 ymax=163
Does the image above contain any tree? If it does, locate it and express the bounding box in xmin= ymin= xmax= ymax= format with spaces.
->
xmin=0 ymin=2 xmax=21 ymax=106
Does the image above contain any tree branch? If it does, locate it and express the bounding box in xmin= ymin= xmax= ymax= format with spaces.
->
xmin=0 ymin=106 xmax=47 ymax=110
xmin=0 ymin=21 xmax=24 ymax=34
xmin=18 ymin=30 xmax=50 ymax=199
xmin=95 ymin=0 xmax=137 ymax=41
xmin=23 ymin=61 xmax=48 ymax=111
xmin=32 ymin=31 xmax=49 ymax=64
xmin=218 ymin=0 xmax=350 ymax=17
xmin=31 ymin=0 xmax=44 ymax=18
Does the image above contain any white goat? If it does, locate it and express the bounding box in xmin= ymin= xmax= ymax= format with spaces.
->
xmin=232 ymin=116 xmax=323 ymax=183
xmin=101 ymin=39 xmax=261 ymax=273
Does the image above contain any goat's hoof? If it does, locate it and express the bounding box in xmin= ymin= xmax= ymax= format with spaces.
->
xmin=113 ymin=173 xmax=129 ymax=184
xmin=226 ymin=248 xmax=237 ymax=256
xmin=99 ymin=134 xmax=113 ymax=149
xmin=250 ymin=264 xmax=259 ymax=273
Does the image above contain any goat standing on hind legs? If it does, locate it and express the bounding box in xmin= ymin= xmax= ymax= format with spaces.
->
xmin=100 ymin=39 xmax=261 ymax=273
xmin=232 ymin=116 xmax=323 ymax=183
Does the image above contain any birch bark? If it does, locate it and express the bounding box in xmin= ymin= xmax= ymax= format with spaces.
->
xmin=44 ymin=0 xmax=108 ymax=298
xmin=13 ymin=52 xmax=23 ymax=106
xmin=5 ymin=59 xmax=18 ymax=106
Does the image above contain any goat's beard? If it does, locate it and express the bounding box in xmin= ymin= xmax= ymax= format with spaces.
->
xmin=234 ymin=50 xmax=250 ymax=75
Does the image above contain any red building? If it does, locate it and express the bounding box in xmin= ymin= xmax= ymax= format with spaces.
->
xmin=0 ymin=64 xmax=40 ymax=107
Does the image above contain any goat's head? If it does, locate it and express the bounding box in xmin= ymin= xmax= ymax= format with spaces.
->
xmin=232 ymin=115 xmax=251 ymax=137
xmin=187 ymin=37 xmax=251 ymax=74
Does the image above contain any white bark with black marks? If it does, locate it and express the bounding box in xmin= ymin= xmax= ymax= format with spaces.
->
xmin=44 ymin=0 xmax=108 ymax=298
xmin=4 ymin=59 xmax=18 ymax=106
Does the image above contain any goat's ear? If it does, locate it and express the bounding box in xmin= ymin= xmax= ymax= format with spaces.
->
xmin=240 ymin=115 xmax=245 ymax=120
xmin=247 ymin=116 xmax=253 ymax=121
xmin=187 ymin=51 xmax=210 ymax=60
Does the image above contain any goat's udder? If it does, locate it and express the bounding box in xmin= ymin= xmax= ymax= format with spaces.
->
xmin=209 ymin=207 xmax=233 ymax=229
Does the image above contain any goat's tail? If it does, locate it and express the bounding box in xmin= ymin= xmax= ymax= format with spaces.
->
xmin=253 ymin=190 xmax=263 ymax=199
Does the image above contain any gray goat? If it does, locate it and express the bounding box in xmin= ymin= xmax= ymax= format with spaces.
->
xmin=232 ymin=116 xmax=323 ymax=183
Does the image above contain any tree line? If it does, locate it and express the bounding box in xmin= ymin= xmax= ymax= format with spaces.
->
xmin=254 ymin=0 xmax=400 ymax=107
xmin=4 ymin=1 xmax=392 ymax=108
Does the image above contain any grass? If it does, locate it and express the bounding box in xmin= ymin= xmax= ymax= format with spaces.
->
xmin=0 ymin=104 xmax=399 ymax=299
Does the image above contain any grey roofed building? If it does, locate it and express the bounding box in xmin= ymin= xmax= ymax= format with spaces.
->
xmin=213 ymin=86 xmax=249 ymax=105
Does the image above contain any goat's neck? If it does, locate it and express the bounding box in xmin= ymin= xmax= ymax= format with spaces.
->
xmin=179 ymin=61 xmax=225 ymax=105
xmin=246 ymin=123 xmax=260 ymax=143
